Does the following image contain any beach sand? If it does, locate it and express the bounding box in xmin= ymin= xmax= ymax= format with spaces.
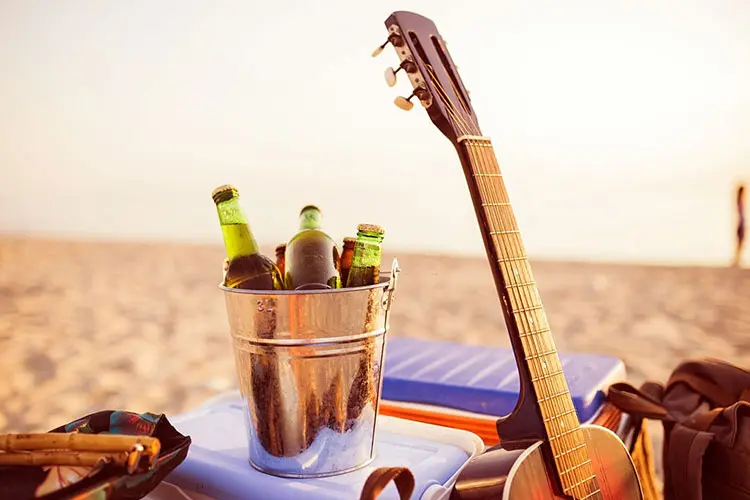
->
xmin=1 ymin=236 xmax=748 ymax=485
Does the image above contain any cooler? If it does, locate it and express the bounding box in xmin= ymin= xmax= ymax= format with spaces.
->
xmin=146 ymin=395 xmax=483 ymax=500
xmin=378 ymin=337 xmax=627 ymax=444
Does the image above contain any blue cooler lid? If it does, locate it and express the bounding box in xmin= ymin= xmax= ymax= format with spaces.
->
xmin=382 ymin=337 xmax=625 ymax=423
xmin=166 ymin=399 xmax=477 ymax=500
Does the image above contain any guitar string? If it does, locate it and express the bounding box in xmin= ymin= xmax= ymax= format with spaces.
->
xmin=420 ymin=83 xmax=584 ymax=489
xmin=435 ymin=70 xmax=595 ymax=488
xmin=469 ymin=141 xmax=601 ymax=499
xmin=465 ymin=142 xmax=594 ymax=494
xmin=422 ymin=64 xmax=581 ymax=465
xmin=422 ymin=65 xmax=584 ymax=478
xmin=423 ymin=65 xmax=601 ymax=497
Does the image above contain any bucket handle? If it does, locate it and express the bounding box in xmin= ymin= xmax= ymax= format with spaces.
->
xmin=381 ymin=258 xmax=400 ymax=312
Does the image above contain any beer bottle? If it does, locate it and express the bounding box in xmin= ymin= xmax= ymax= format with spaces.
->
xmin=211 ymin=185 xmax=284 ymax=290
xmin=274 ymin=243 xmax=287 ymax=276
xmin=284 ymin=205 xmax=342 ymax=290
xmin=339 ymin=237 xmax=357 ymax=287
xmin=346 ymin=224 xmax=386 ymax=288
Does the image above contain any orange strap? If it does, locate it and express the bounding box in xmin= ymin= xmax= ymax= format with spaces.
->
xmin=359 ymin=467 xmax=415 ymax=500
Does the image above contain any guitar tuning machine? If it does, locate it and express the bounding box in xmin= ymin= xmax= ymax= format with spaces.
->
xmin=384 ymin=59 xmax=418 ymax=87
xmin=371 ymin=33 xmax=405 ymax=58
xmin=394 ymin=87 xmax=432 ymax=112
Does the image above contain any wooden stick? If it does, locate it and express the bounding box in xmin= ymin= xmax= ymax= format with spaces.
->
xmin=0 ymin=433 xmax=160 ymax=458
xmin=0 ymin=450 xmax=130 ymax=467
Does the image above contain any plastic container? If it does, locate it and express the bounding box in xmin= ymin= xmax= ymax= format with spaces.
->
xmin=145 ymin=397 xmax=483 ymax=500
xmin=378 ymin=337 xmax=627 ymax=444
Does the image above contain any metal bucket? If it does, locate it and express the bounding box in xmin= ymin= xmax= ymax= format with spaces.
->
xmin=220 ymin=258 xmax=400 ymax=478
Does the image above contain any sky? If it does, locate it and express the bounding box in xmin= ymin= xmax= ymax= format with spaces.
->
xmin=1 ymin=0 xmax=749 ymax=265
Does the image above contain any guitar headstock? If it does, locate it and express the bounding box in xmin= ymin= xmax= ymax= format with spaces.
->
xmin=374 ymin=11 xmax=481 ymax=144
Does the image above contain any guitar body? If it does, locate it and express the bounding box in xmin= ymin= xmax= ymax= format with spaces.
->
xmin=451 ymin=425 xmax=643 ymax=500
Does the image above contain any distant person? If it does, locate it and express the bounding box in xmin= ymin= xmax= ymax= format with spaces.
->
xmin=733 ymin=184 xmax=745 ymax=267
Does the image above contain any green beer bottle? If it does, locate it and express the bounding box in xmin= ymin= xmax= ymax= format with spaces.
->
xmin=284 ymin=205 xmax=342 ymax=290
xmin=345 ymin=224 xmax=386 ymax=287
xmin=211 ymin=185 xmax=283 ymax=290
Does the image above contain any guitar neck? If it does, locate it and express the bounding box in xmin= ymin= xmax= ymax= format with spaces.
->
xmin=456 ymin=135 xmax=597 ymax=494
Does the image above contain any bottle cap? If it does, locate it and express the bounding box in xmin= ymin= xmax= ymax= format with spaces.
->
xmin=299 ymin=204 xmax=321 ymax=216
xmin=343 ymin=237 xmax=357 ymax=244
xmin=211 ymin=184 xmax=239 ymax=204
xmin=357 ymin=224 xmax=385 ymax=235
xmin=275 ymin=243 xmax=287 ymax=253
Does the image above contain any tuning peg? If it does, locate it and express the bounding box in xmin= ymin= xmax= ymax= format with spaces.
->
xmin=371 ymin=42 xmax=388 ymax=58
xmin=394 ymin=93 xmax=415 ymax=111
xmin=384 ymin=60 xmax=418 ymax=87
xmin=385 ymin=66 xmax=402 ymax=87
xmin=384 ymin=67 xmax=398 ymax=87
xmin=372 ymin=33 xmax=405 ymax=58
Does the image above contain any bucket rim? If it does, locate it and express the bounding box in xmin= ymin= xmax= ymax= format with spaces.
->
xmin=219 ymin=271 xmax=393 ymax=296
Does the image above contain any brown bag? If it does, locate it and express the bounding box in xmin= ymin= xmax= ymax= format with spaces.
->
xmin=608 ymin=358 xmax=750 ymax=500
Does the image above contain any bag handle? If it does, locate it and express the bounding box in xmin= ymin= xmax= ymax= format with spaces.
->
xmin=359 ymin=467 xmax=415 ymax=500
xmin=607 ymin=382 xmax=668 ymax=420
xmin=667 ymin=371 xmax=735 ymax=408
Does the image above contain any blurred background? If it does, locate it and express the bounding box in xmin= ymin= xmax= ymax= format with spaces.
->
xmin=0 ymin=0 xmax=748 ymax=447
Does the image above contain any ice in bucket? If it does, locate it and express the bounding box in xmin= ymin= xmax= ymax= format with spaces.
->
xmin=220 ymin=260 xmax=399 ymax=478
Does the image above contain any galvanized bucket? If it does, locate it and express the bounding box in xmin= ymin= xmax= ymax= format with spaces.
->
xmin=220 ymin=258 xmax=400 ymax=478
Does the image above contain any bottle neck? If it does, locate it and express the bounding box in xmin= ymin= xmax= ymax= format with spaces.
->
xmin=352 ymin=231 xmax=384 ymax=266
xmin=299 ymin=209 xmax=323 ymax=230
xmin=216 ymin=197 xmax=261 ymax=259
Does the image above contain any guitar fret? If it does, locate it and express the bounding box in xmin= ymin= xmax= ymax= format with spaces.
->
xmin=525 ymin=349 xmax=557 ymax=360
xmin=481 ymin=202 xmax=510 ymax=207
xmin=473 ymin=173 xmax=502 ymax=177
xmin=518 ymin=327 xmax=550 ymax=337
xmin=514 ymin=304 xmax=544 ymax=314
xmin=506 ymin=280 xmax=535 ymax=289
xmin=561 ymin=461 xmax=593 ymax=477
xmin=549 ymin=426 xmax=579 ymax=441
xmin=532 ymin=369 xmax=566 ymax=382
xmin=581 ymin=489 xmax=603 ymax=499
xmin=497 ymin=255 xmax=528 ymax=263
xmin=538 ymin=389 xmax=570 ymax=404
xmin=553 ymin=440 xmax=587 ymax=458
xmin=489 ymin=229 xmax=520 ymax=235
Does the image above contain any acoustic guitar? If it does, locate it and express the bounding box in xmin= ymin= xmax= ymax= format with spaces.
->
xmin=373 ymin=11 xmax=643 ymax=500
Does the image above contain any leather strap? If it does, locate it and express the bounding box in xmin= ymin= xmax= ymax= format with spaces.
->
xmin=666 ymin=423 xmax=714 ymax=500
xmin=607 ymin=382 xmax=668 ymax=420
xmin=690 ymin=407 xmax=724 ymax=432
xmin=359 ymin=467 xmax=415 ymax=500
xmin=667 ymin=371 xmax=735 ymax=408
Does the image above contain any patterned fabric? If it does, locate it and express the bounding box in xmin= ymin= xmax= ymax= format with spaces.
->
xmin=0 ymin=411 xmax=191 ymax=500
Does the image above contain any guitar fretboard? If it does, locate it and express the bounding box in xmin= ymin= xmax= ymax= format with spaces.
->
xmin=459 ymin=135 xmax=602 ymax=499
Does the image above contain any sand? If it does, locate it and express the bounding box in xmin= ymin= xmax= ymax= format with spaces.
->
xmin=1 ymin=236 xmax=748 ymax=485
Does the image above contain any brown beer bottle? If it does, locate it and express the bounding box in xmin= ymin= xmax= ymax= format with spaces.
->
xmin=275 ymin=243 xmax=287 ymax=276
xmin=346 ymin=224 xmax=385 ymax=287
xmin=284 ymin=205 xmax=342 ymax=290
xmin=211 ymin=185 xmax=284 ymax=290
xmin=339 ymin=237 xmax=357 ymax=288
